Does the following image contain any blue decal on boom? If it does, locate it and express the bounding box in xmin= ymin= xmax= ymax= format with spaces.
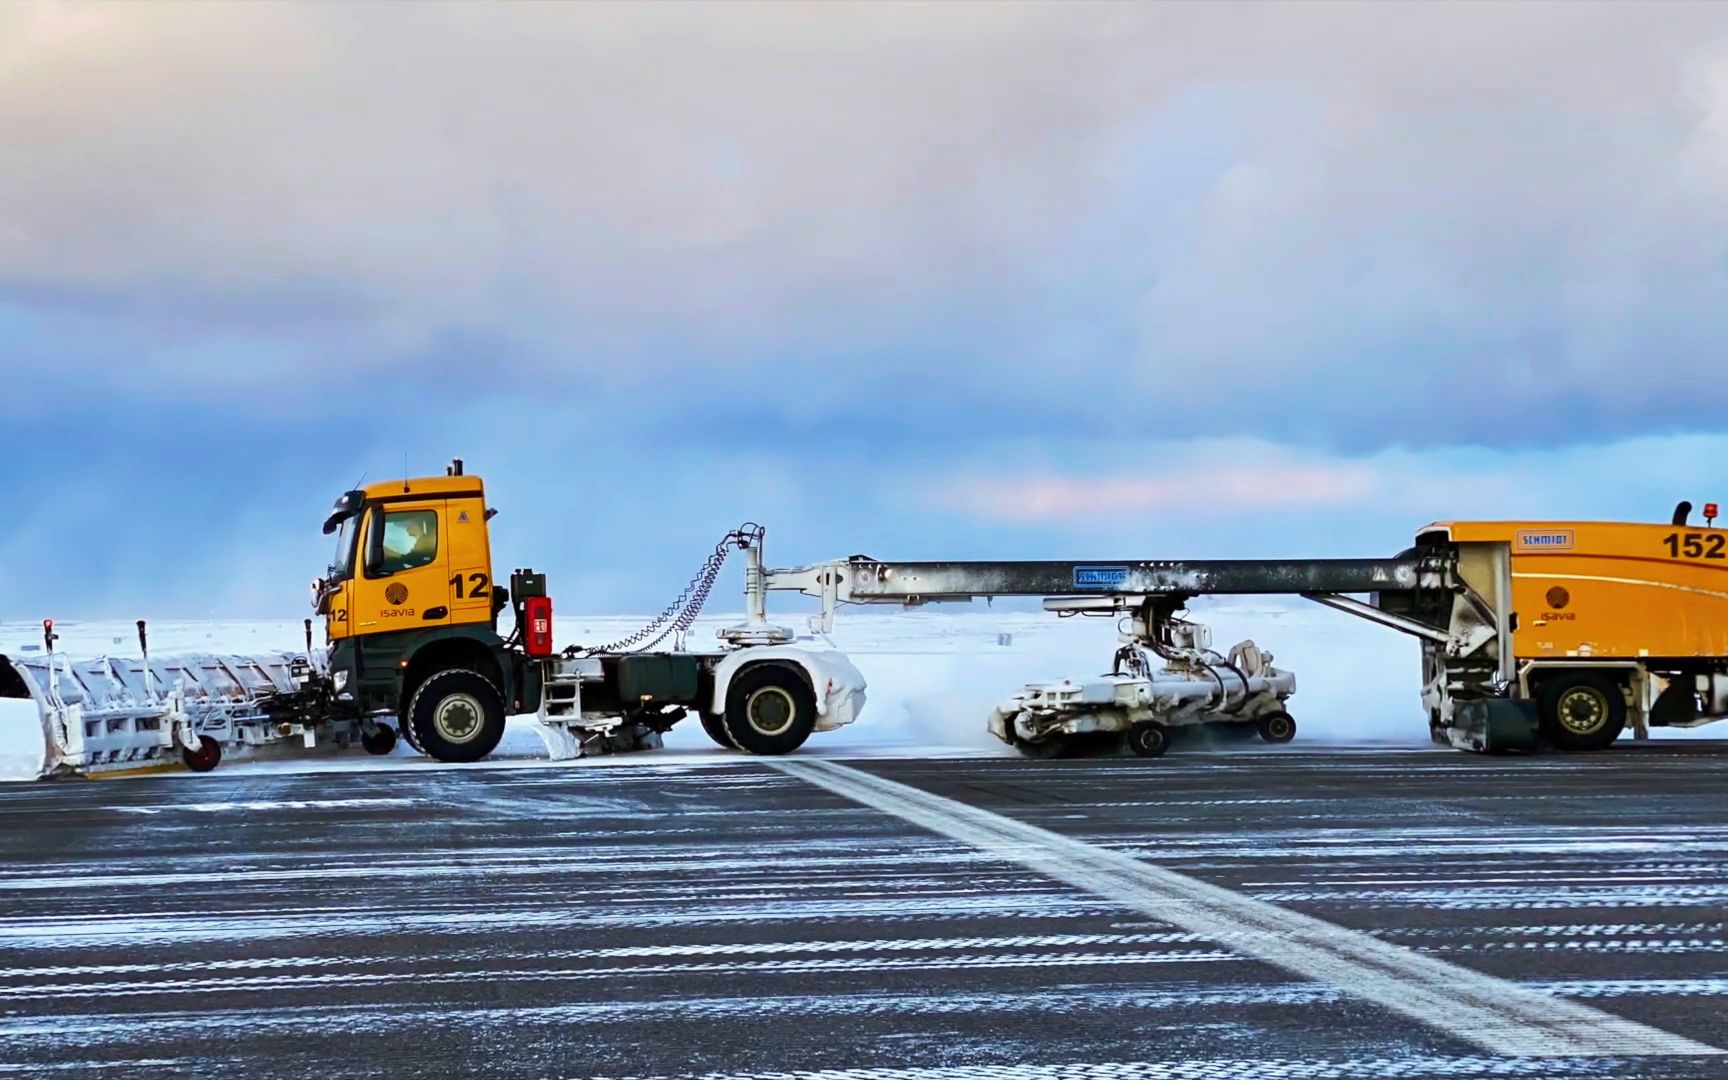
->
xmin=1074 ymin=565 xmax=1131 ymax=590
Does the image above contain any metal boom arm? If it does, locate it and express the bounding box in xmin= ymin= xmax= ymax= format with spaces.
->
xmin=746 ymin=549 xmax=1454 ymax=639
xmin=828 ymin=556 xmax=1434 ymax=602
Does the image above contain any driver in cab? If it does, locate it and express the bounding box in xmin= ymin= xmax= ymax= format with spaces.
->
xmin=382 ymin=514 xmax=437 ymax=572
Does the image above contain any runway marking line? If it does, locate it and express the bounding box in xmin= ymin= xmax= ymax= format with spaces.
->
xmin=770 ymin=758 xmax=1722 ymax=1059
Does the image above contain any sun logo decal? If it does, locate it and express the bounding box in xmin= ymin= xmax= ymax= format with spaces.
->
xmin=385 ymin=583 xmax=410 ymax=606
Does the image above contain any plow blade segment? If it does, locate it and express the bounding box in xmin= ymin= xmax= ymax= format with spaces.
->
xmin=1449 ymin=698 xmax=1539 ymax=754
xmin=0 ymin=697 xmax=51 ymax=782
xmin=0 ymin=650 xmax=330 ymax=779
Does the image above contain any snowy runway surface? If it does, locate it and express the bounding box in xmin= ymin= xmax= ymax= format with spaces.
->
xmin=0 ymin=746 xmax=1724 ymax=1077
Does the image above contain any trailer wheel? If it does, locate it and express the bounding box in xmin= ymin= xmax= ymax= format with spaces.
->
xmin=1538 ymin=672 xmax=1626 ymax=751
xmin=1127 ymin=722 xmax=1169 ymax=758
xmin=1257 ymin=711 xmax=1297 ymax=744
xmin=722 ymin=665 xmax=817 ymax=755
xmin=407 ymin=670 xmax=507 ymax=763
xmin=362 ymin=723 xmax=399 ymax=756
xmin=700 ymin=711 xmax=736 ymax=750
xmin=181 ymin=735 xmax=222 ymax=773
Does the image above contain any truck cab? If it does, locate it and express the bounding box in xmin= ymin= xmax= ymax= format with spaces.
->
xmin=318 ymin=470 xmax=499 ymax=643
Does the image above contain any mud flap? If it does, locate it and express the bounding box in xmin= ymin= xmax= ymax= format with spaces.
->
xmin=532 ymin=721 xmax=586 ymax=761
xmin=1448 ymin=699 xmax=1539 ymax=754
xmin=531 ymin=720 xmax=664 ymax=762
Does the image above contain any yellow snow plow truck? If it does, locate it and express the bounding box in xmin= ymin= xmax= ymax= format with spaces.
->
xmin=0 ymin=461 xmax=864 ymax=778
xmin=1 ymin=462 xmax=1722 ymax=777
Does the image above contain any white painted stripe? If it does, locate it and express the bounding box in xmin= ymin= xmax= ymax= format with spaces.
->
xmin=771 ymin=758 xmax=1722 ymax=1058
xmin=1515 ymin=571 xmax=1728 ymax=603
xmin=590 ymin=1059 xmax=1674 ymax=1080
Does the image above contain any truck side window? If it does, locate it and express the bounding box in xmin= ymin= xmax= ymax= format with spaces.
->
xmin=376 ymin=509 xmax=439 ymax=575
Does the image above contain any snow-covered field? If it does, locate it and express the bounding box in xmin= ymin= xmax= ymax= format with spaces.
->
xmin=0 ymin=600 xmax=1714 ymax=780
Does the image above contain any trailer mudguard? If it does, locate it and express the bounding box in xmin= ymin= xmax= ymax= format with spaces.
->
xmin=710 ymin=647 xmax=867 ymax=732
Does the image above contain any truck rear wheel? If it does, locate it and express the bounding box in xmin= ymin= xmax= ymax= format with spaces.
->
xmin=700 ymin=711 xmax=736 ymax=750
xmin=722 ymin=665 xmax=817 ymax=755
xmin=1538 ymin=672 xmax=1626 ymax=751
xmin=407 ymin=670 xmax=507 ymax=763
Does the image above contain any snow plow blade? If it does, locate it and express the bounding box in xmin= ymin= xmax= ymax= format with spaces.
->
xmin=0 ymin=650 xmax=349 ymax=780
xmin=1447 ymin=698 xmax=1540 ymax=754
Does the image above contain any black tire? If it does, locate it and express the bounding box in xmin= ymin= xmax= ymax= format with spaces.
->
xmin=362 ymin=723 xmax=399 ymax=756
xmin=722 ymin=664 xmax=817 ymax=755
xmin=407 ymin=670 xmax=507 ymax=763
xmin=700 ymin=711 xmax=736 ymax=750
xmin=398 ymin=712 xmax=423 ymax=752
xmin=1127 ymin=722 xmax=1169 ymax=758
xmin=1538 ymin=671 xmax=1626 ymax=751
xmin=1257 ymin=711 xmax=1297 ymax=744
xmin=182 ymin=735 xmax=222 ymax=773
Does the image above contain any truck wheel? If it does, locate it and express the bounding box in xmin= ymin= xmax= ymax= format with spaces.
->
xmin=1257 ymin=711 xmax=1297 ymax=744
xmin=1127 ymin=722 xmax=1169 ymax=758
xmin=1538 ymin=672 xmax=1626 ymax=751
xmin=182 ymin=735 xmax=222 ymax=773
xmin=398 ymin=711 xmax=423 ymax=752
xmin=722 ymin=665 xmax=817 ymax=755
xmin=408 ymin=670 xmax=507 ymax=763
xmin=700 ymin=712 xmax=736 ymax=750
xmin=362 ymin=723 xmax=399 ymax=756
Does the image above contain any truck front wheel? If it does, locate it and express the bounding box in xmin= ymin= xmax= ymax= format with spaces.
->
xmin=722 ymin=665 xmax=817 ymax=755
xmin=1538 ymin=672 xmax=1626 ymax=751
xmin=408 ymin=670 xmax=507 ymax=763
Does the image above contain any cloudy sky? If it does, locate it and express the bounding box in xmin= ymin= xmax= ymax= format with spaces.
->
xmin=4 ymin=0 xmax=1727 ymax=619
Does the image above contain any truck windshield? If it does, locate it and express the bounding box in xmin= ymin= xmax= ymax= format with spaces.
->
xmin=331 ymin=514 xmax=359 ymax=579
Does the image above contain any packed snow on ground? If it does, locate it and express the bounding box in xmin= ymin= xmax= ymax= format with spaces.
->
xmin=0 ymin=600 xmax=1716 ymax=781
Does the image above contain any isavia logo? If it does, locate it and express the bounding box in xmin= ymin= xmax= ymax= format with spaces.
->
xmin=1516 ymin=530 xmax=1575 ymax=551
xmin=385 ymin=583 xmax=410 ymax=606
xmin=1074 ymin=565 xmax=1130 ymax=590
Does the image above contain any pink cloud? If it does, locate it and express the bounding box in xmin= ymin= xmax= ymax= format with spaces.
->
xmin=946 ymin=464 xmax=1379 ymax=523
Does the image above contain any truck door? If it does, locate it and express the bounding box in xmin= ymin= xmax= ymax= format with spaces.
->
xmin=354 ymin=500 xmax=453 ymax=634
xmin=445 ymin=493 xmax=494 ymax=628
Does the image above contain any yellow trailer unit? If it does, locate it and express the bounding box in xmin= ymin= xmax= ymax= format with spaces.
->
xmin=1400 ymin=511 xmax=1728 ymax=750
